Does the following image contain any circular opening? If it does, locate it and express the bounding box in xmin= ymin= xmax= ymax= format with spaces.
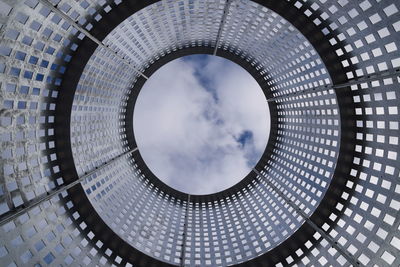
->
xmin=133 ymin=55 xmax=270 ymax=194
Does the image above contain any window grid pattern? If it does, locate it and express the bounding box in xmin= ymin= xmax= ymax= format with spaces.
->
xmin=71 ymin=45 xmax=133 ymax=176
xmin=0 ymin=0 xmax=135 ymax=266
xmin=322 ymin=75 xmax=400 ymax=266
xmin=0 ymin=0 xmax=77 ymax=213
xmin=103 ymin=0 xmax=225 ymax=73
xmin=286 ymin=0 xmax=400 ymax=266
xmin=184 ymin=180 xmax=304 ymax=266
xmin=270 ymin=89 xmax=340 ymax=216
xmin=0 ymin=192 xmax=107 ymax=266
xmin=0 ymin=0 xmax=399 ymax=266
xmin=75 ymin=1 xmax=340 ymax=265
xmin=80 ymin=155 xmax=187 ymax=265
xmin=219 ymin=0 xmax=332 ymax=98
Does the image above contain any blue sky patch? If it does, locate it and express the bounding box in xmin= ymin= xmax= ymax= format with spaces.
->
xmin=134 ymin=54 xmax=270 ymax=194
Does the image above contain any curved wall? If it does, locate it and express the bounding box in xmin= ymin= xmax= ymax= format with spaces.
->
xmin=0 ymin=0 xmax=399 ymax=266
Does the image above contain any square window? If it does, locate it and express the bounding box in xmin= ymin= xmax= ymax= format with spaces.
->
xmin=10 ymin=67 xmax=21 ymax=77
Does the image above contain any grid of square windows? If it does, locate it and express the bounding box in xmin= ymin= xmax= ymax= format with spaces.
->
xmin=73 ymin=1 xmax=341 ymax=265
xmin=0 ymin=0 xmax=134 ymax=266
xmin=1 ymin=0 xmax=399 ymax=266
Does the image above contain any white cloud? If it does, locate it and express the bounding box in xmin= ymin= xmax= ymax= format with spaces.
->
xmin=133 ymin=55 xmax=270 ymax=194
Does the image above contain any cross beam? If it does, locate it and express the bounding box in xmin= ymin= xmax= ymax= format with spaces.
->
xmin=213 ymin=0 xmax=233 ymax=56
xmin=253 ymin=168 xmax=362 ymax=267
xmin=0 ymin=148 xmax=137 ymax=226
xmin=38 ymin=0 xmax=148 ymax=80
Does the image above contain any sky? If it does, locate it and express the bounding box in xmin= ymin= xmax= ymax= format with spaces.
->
xmin=133 ymin=55 xmax=270 ymax=195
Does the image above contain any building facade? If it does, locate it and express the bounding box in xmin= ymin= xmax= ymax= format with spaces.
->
xmin=0 ymin=0 xmax=399 ymax=266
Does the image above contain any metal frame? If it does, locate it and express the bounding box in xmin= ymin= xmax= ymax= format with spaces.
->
xmin=52 ymin=0 xmax=357 ymax=266
xmin=267 ymin=68 xmax=400 ymax=102
xmin=38 ymin=0 xmax=149 ymax=80
xmin=6 ymin=0 xmax=400 ymax=266
xmin=0 ymin=148 xmax=137 ymax=227
xmin=252 ymin=168 xmax=361 ymax=266
xmin=213 ymin=0 xmax=233 ymax=56
xmin=180 ymin=194 xmax=191 ymax=267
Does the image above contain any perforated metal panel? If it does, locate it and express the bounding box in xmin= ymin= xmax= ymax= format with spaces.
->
xmin=1 ymin=0 xmax=399 ymax=266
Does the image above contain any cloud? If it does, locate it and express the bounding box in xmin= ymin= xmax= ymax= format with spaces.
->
xmin=133 ymin=55 xmax=270 ymax=194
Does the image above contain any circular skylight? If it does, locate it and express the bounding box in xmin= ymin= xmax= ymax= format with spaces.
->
xmin=133 ymin=55 xmax=270 ymax=194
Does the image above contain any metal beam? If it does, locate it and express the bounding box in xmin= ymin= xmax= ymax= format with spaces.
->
xmin=0 ymin=148 xmax=137 ymax=226
xmin=213 ymin=0 xmax=233 ymax=56
xmin=38 ymin=0 xmax=149 ymax=80
xmin=180 ymin=194 xmax=191 ymax=267
xmin=267 ymin=68 xmax=400 ymax=102
xmin=252 ymin=168 xmax=362 ymax=267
